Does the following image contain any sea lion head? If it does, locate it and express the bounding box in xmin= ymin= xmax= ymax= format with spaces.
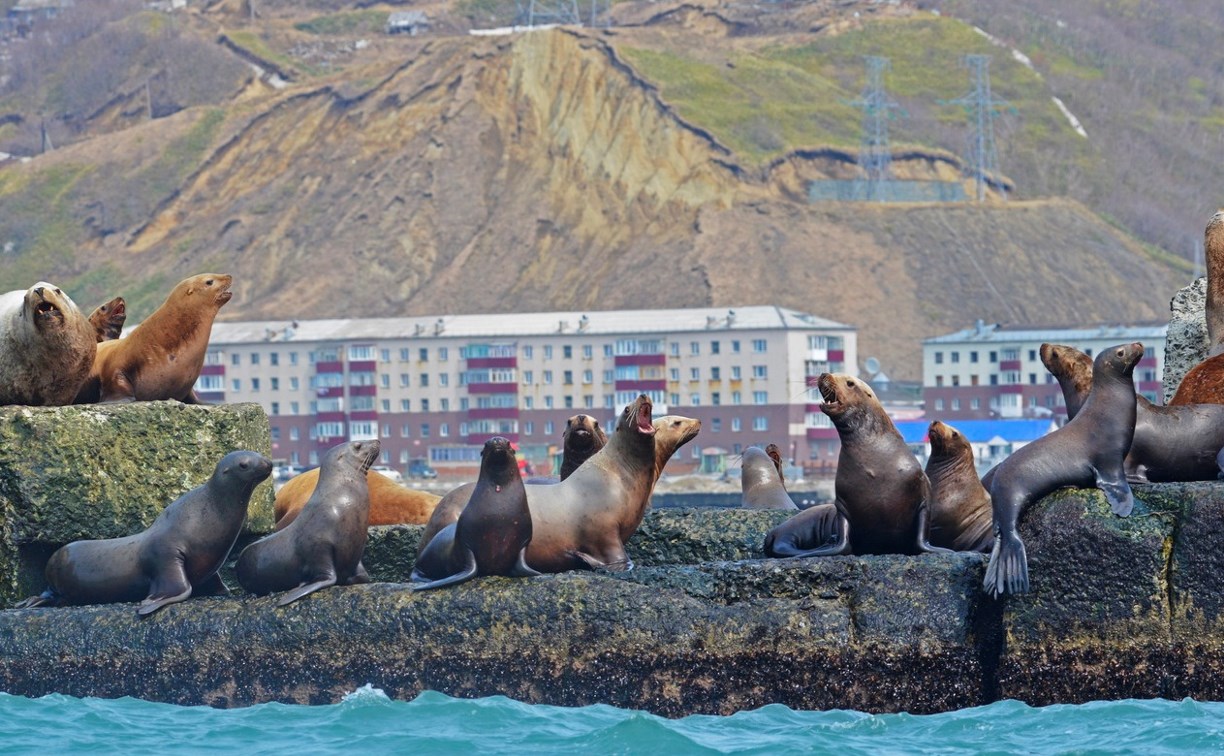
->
xmin=741 ymin=446 xmax=780 ymax=489
xmin=23 ymin=282 xmax=77 ymax=333
xmin=1040 ymin=343 xmax=1093 ymax=395
xmin=651 ymin=414 xmax=701 ymax=478
xmin=563 ymin=414 xmax=605 ymax=453
xmin=326 ymin=439 xmax=381 ymax=474
xmin=927 ymin=420 xmax=969 ymax=459
xmin=617 ymin=394 xmax=657 ymax=438
xmin=174 ymin=273 xmax=233 ymax=309
xmin=1094 ymin=341 xmax=1144 ymax=382
xmin=89 ymin=296 xmax=127 ymax=341
xmin=213 ymin=450 xmax=274 ymax=492
xmin=764 ymin=443 xmax=785 ymax=478
xmin=479 ymin=436 xmax=520 ymax=486
xmin=817 ymin=373 xmax=880 ymax=426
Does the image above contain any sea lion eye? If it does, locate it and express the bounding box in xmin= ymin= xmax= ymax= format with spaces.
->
xmin=1116 ymin=349 xmax=1124 ymax=358
xmin=205 ymin=279 xmax=214 ymax=286
xmin=239 ymin=461 xmax=249 ymax=470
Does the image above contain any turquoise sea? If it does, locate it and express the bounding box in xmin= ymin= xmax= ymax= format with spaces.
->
xmin=1 ymin=687 xmax=1223 ymax=754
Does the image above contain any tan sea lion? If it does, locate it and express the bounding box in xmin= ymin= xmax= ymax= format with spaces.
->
xmin=985 ymin=342 xmax=1142 ymax=597
xmin=925 ymin=421 xmax=992 ymax=552
xmin=0 ymin=282 xmax=96 ymax=406
xmin=1043 ymin=342 xmax=1224 ymax=483
xmin=767 ymin=373 xmax=946 ymax=558
xmin=15 ymin=450 xmax=272 ymax=616
xmin=87 ymin=296 xmax=126 ymax=342
xmin=411 ymin=437 xmax=539 ymax=590
xmin=236 ymin=440 xmax=379 ymax=606
xmin=274 ymin=468 xmax=440 ymax=530
xmin=1171 ymin=210 xmax=1224 ymax=404
xmin=740 ymin=446 xmax=798 ymax=510
xmin=74 ymin=273 xmax=232 ymax=404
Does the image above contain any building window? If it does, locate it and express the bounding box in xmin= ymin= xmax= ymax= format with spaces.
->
xmin=583 ymin=370 xmax=593 ymax=384
xmin=439 ymin=347 xmax=448 ymax=361
xmin=349 ymin=346 xmax=375 ymax=361
xmin=969 ymin=351 xmax=978 ymax=363
xmin=401 ymin=424 xmax=410 ymax=437
xmin=523 ymin=397 xmax=534 ymax=409
xmin=731 ymin=366 xmax=742 ymax=380
xmin=753 ymin=416 xmax=768 ymax=431
xmin=380 ymin=374 xmax=390 ymax=389
xmin=400 ymin=348 xmax=410 ymax=361
xmin=420 ymin=424 xmax=430 ymax=438
xmin=421 ymin=399 xmax=429 ymax=412
xmin=1029 ymin=349 xmax=1037 ymax=361
xmin=290 ymin=427 xmax=299 ymax=441
xmin=710 ymin=367 xmax=721 ymax=381
xmin=689 ymin=341 xmax=700 ymax=355
xmin=271 ymin=377 xmax=280 ymax=391
xmin=524 ymin=421 xmax=534 ymax=435
xmin=951 ymin=376 xmax=960 ymax=387
xmin=670 ymin=342 xmax=680 ymax=357
xmin=951 ymin=398 xmax=960 ymax=411
xmin=711 ymin=392 xmax=721 ymax=406
xmin=753 ymin=365 xmax=767 ymax=378
xmin=270 ymin=403 xmax=279 ymax=416
xmin=563 ymin=370 xmax=573 ymax=385
xmin=400 ymin=374 xmax=410 ymax=388
xmin=583 ymin=345 xmax=593 ymax=359
xmin=523 ymin=345 xmax=533 ymax=359
xmin=752 ymin=339 xmax=767 ymax=353
xmin=731 ymin=417 xmax=742 ymax=432
xmin=231 ymin=378 xmax=241 ymax=392
xmin=563 ymin=345 xmax=573 ymax=359
xmin=690 ymin=393 xmax=701 ymax=406
xmin=230 ymin=353 xmax=240 ymax=366
xmin=951 ymin=352 xmax=960 ymax=364
xmin=934 ymin=352 xmax=944 ymax=364
xmin=545 ymin=396 xmax=554 ymax=409
xmin=1029 ymin=373 xmax=1038 ymax=385
xmin=196 ymin=374 xmax=223 ymax=392
xmin=753 ymin=391 xmax=767 ymax=404
xmin=290 ymin=377 xmax=299 ymax=391
xmin=604 ymin=344 xmax=613 ymax=357
xmin=565 ymin=396 xmax=574 ymax=409
xmin=732 ymin=391 xmax=742 ymax=405
xmin=439 ymin=423 xmax=449 ymax=437
xmin=270 ymin=352 xmax=279 ymax=366
xmin=543 ymin=371 xmax=553 ymax=385
xmin=544 ymin=345 xmax=553 ymax=359
xmin=544 ymin=421 xmax=554 ymax=435
xmin=989 ymin=351 xmax=997 ymax=363
xmin=419 ymin=348 xmax=428 ymax=361
xmin=935 ymin=399 xmax=944 ymax=411
xmin=400 ymin=399 xmax=410 ymax=411
xmin=935 ymin=376 xmax=944 ymax=387
xmin=731 ymin=340 xmax=741 ymax=354
xmin=711 ymin=341 xmax=720 ymax=354
xmin=440 ymin=374 xmax=449 ymax=387
xmin=523 ymin=370 xmax=533 ymax=384
xmin=690 ymin=368 xmax=700 ymax=381
xmin=379 ymin=349 xmax=390 ymax=362
xmin=290 ymin=402 xmax=299 ymax=414
xmin=711 ymin=417 xmax=721 ymax=432
xmin=289 ymin=352 xmax=299 ymax=366
xmin=381 ymin=399 xmax=391 ymax=412
xmin=420 ymin=374 xmax=429 ymax=387
xmin=669 ymin=368 xmax=680 ymax=381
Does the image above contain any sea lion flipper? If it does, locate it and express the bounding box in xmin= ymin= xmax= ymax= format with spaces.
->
xmin=984 ymin=531 xmax=1029 ymax=597
xmin=411 ymin=549 xmax=479 ymax=591
xmin=510 ymin=547 xmax=542 ymax=578
xmin=195 ymin=572 xmax=231 ymax=597
xmin=14 ymin=589 xmax=59 ymax=609
xmin=139 ymin=583 xmax=193 ymax=616
xmin=346 ymin=561 xmax=371 ymax=585
xmin=569 ymin=549 xmax=633 ymax=572
xmin=277 ymin=575 xmax=337 ymax=606
xmin=99 ymin=371 xmax=137 ymax=403
xmin=1096 ymin=473 xmax=1135 ymax=517
xmin=913 ymin=498 xmax=954 ymax=555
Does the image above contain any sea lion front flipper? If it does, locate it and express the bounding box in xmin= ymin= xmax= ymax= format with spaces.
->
xmin=1096 ymin=471 xmax=1135 ymax=517
xmin=276 ymin=575 xmax=338 ymax=606
xmin=782 ymin=512 xmax=852 ymax=558
xmin=139 ymin=581 xmax=193 ymax=616
xmin=569 ymin=548 xmax=633 ymax=572
xmin=510 ymin=547 xmax=542 ymax=578
xmin=345 ymin=561 xmax=371 ymax=585
xmin=14 ymin=589 xmax=59 ymax=609
xmin=194 ymin=572 xmax=231 ymax=597
xmin=180 ymin=389 xmax=207 ymax=405
xmin=99 ymin=371 xmax=138 ymax=404
xmin=913 ymin=498 xmax=954 ymax=555
xmin=411 ymin=549 xmax=478 ymax=591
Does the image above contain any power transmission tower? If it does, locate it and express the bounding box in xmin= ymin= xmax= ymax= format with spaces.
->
xmin=947 ymin=54 xmax=1009 ymax=203
xmin=515 ymin=0 xmax=581 ymax=26
xmin=847 ymin=56 xmax=903 ymax=202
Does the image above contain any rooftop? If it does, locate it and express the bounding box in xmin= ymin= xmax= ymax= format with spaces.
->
xmin=924 ymin=319 xmax=1168 ymax=346
xmin=206 ymin=305 xmax=853 ymax=346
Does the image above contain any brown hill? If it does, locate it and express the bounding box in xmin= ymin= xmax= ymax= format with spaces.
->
xmin=0 ymin=22 xmax=1187 ymax=379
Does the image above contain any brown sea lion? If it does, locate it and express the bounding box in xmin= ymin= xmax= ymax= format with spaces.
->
xmin=763 ymin=503 xmax=841 ymax=557
xmin=740 ymin=446 xmax=798 ymax=510
xmin=87 ymin=296 xmax=126 ymax=342
xmin=985 ymin=342 xmax=1142 ymax=597
xmin=767 ymin=373 xmax=946 ymax=558
xmin=1171 ymin=210 xmax=1224 ymax=404
xmin=411 ymin=437 xmax=539 ymax=590
xmin=236 ymin=440 xmax=379 ymax=606
xmin=1043 ymin=342 xmax=1224 ymax=483
xmin=764 ymin=443 xmax=786 ymax=487
xmin=274 ymin=468 xmax=440 ymax=530
xmin=74 ymin=273 xmax=232 ymax=404
xmin=419 ymin=410 xmax=700 ymax=558
xmin=15 ymin=450 xmax=272 ymax=615
xmin=0 ymin=282 xmax=96 ymax=406
xmin=925 ymin=421 xmax=992 ymax=552
xmin=525 ymin=413 xmax=608 ymax=483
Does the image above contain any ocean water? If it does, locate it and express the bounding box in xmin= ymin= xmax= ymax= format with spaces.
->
xmin=1 ymin=687 xmax=1222 ymax=754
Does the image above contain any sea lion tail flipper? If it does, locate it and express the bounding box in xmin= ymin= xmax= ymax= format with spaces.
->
xmin=510 ymin=547 xmax=542 ymax=578
xmin=14 ymin=589 xmax=59 ymax=608
xmin=984 ymin=531 xmax=1029 ymax=597
xmin=276 ymin=575 xmax=338 ymax=606
xmin=138 ymin=584 xmax=193 ymax=616
xmin=411 ymin=550 xmax=478 ymax=591
xmin=1096 ymin=474 xmax=1135 ymax=517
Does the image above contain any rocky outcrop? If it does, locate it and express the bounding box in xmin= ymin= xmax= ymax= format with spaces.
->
xmin=1164 ymin=276 xmax=1208 ymax=402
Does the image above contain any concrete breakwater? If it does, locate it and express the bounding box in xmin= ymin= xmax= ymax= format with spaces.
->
xmin=1 ymin=402 xmax=1224 ymax=715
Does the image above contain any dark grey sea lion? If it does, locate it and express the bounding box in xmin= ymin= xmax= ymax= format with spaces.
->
xmin=740 ymin=445 xmax=798 ymax=510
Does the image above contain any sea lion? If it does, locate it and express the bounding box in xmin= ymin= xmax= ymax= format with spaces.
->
xmin=740 ymin=445 xmax=798 ymax=510
xmin=1171 ymin=210 xmax=1224 ymax=404
xmin=765 ymin=443 xmax=786 ymax=487
xmin=87 ymin=296 xmax=126 ymax=342
xmin=1043 ymin=342 xmax=1224 ymax=483
xmin=74 ymin=273 xmax=232 ymax=404
xmin=235 ymin=437 xmax=376 ymax=604
xmin=984 ymin=342 xmax=1142 ymax=597
xmin=15 ymin=450 xmax=272 ymax=615
xmin=0 ymin=282 xmax=96 ymax=406
xmin=274 ymin=468 xmax=440 ymax=530
xmin=525 ymin=413 xmax=608 ymax=484
xmin=420 ymin=410 xmax=701 ymax=559
xmin=925 ymin=421 xmax=992 ymax=552
xmin=411 ymin=437 xmax=539 ymax=590
xmin=236 ymin=440 xmax=379 ymax=606
xmin=771 ymin=373 xmax=944 ymax=557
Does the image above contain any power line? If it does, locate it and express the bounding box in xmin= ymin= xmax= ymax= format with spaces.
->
xmin=846 ymin=56 xmax=904 ymax=202
xmin=516 ymin=0 xmax=581 ymax=27
xmin=946 ymin=54 xmax=1009 ymax=203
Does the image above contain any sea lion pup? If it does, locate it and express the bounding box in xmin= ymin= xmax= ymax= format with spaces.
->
xmin=985 ymin=342 xmax=1143 ymax=597
xmin=768 ymin=373 xmax=946 ymax=558
xmin=1042 ymin=342 xmax=1224 ymax=483
xmin=73 ymin=273 xmax=232 ymax=404
xmin=418 ymin=409 xmax=700 ymax=561
xmin=1171 ymin=210 xmax=1224 ymax=404
xmin=237 ymin=440 xmax=379 ymax=606
xmin=765 ymin=443 xmax=786 ymax=487
xmin=925 ymin=421 xmax=992 ymax=552
xmin=87 ymin=296 xmax=126 ymax=342
xmin=525 ymin=414 xmax=608 ymax=484
xmin=16 ymin=450 xmax=272 ymax=616
xmin=274 ymin=468 xmax=440 ymax=530
xmin=411 ymin=437 xmax=539 ymax=590
xmin=0 ymin=282 xmax=96 ymax=406
xmin=740 ymin=446 xmax=798 ymax=510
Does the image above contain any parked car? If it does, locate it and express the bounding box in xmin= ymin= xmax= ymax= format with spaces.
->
xmin=371 ymin=465 xmax=404 ymax=483
xmin=406 ymin=459 xmax=438 ymax=479
xmin=273 ymin=465 xmax=303 ymax=481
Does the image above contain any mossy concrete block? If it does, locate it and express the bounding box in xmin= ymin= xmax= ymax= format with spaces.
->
xmin=1164 ymin=276 xmax=1207 ymax=402
xmin=627 ymin=508 xmax=795 ymax=565
xmin=996 ymin=486 xmax=1176 ymax=703
xmin=0 ymin=402 xmax=275 ymax=604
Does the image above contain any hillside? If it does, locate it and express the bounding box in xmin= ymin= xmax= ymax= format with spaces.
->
xmin=0 ymin=1 xmax=1200 ymax=379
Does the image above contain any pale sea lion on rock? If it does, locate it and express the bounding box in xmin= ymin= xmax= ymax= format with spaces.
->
xmin=16 ymin=450 xmax=272 ymax=615
xmin=237 ymin=440 xmax=379 ymax=606
xmin=768 ymin=373 xmax=946 ymax=558
xmin=0 ymin=282 xmax=96 ymax=406
xmin=985 ymin=342 xmax=1142 ymax=597
xmin=1042 ymin=342 xmax=1224 ymax=484
xmin=87 ymin=296 xmax=126 ymax=342
xmin=411 ymin=437 xmax=539 ymax=590
xmin=925 ymin=421 xmax=992 ymax=552
xmin=1171 ymin=210 xmax=1224 ymax=405
xmin=274 ymin=468 xmax=439 ymax=530
xmin=740 ymin=446 xmax=798 ymax=510
xmin=74 ymin=273 xmax=232 ymax=404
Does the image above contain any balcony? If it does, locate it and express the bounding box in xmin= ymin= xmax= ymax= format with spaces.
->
xmin=999 ymin=360 xmax=1021 ymax=371
xmin=614 ymin=379 xmax=666 ymax=392
xmin=466 ymin=382 xmax=518 ymax=394
xmin=348 ymin=385 xmax=377 ymax=397
xmin=614 ymin=354 xmax=666 ymax=367
xmin=316 ymin=361 xmax=343 ymax=374
xmin=466 ymin=356 xmax=517 ymax=369
xmin=466 ymin=407 xmax=521 ymax=420
xmin=316 ymin=386 xmax=344 ymax=398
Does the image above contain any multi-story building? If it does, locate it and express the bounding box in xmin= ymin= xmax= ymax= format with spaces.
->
xmin=922 ymin=320 xmax=1167 ymax=422
xmin=198 ymin=306 xmax=857 ymax=476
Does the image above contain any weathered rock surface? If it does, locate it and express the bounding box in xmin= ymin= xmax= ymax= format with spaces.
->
xmin=1164 ymin=276 xmax=1207 ymax=402
xmin=0 ymin=402 xmax=275 ymax=604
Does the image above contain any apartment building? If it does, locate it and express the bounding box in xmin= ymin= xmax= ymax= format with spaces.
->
xmin=198 ymin=306 xmax=857 ymax=476
xmin=922 ymin=320 xmax=1166 ymax=422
